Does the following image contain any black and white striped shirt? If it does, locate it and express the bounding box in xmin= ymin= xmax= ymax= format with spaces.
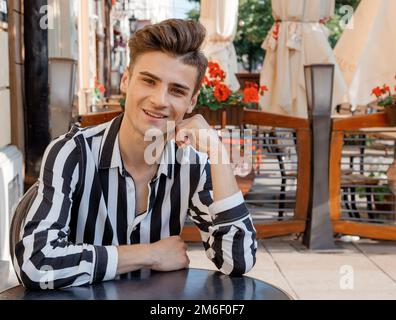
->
xmin=15 ymin=114 xmax=257 ymax=289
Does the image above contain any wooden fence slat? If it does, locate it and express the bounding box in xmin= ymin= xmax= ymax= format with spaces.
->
xmin=329 ymin=131 xmax=344 ymax=221
xmin=294 ymin=129 xmax=311 ymax=220
xmin=333 ymin=112 xmax=389 ymax=131
xmin=333 ymin=221 xmax=396 ymax=241
xmin=243 ymin=109 xmax=309 ymax=129
xmin=78 ymin=110 xmax=122 ymax=127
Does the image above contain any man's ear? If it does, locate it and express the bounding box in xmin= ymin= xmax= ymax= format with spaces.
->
xmin=120 ymin=69 xmax=130 ymax=94
xmin=187 ymin=90 xmax=200 ymax=114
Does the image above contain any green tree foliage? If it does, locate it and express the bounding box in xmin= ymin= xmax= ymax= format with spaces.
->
xmin=187 ymin=0 xmax=272 ymax=72
xmin=186 ymin=0 xmax=200 ymax=21
xmin=234 ymin=0 xmax=273 ymax=72
xmin=328 ymin=0 xmax=361 ymax=47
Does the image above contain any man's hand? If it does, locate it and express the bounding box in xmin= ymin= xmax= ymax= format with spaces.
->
xmin=173 ymin=114 xmax=222 ymax=156
xmin=116 ymin=236 xmax=189 ymax=275
xmin=149 ymin=236 xmax=190 ymax=271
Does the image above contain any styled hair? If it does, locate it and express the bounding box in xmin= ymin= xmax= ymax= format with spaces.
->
xmin=128 ymin=19 xmax=208 ymax=95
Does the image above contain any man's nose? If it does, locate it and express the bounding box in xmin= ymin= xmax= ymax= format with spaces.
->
xmin=149 ymin=87 xmax=170 ymax=107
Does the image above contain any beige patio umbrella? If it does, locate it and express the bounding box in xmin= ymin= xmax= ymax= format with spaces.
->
xmin=334 ymin=0 xmax=396 ymax=109
xmin=200 ymin=0 xmax=240 ymax=91
xmin=259 ymin=0 xmax=348 ymax=118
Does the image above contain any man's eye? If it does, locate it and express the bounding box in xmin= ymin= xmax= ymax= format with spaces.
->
xmin=143 ymin=78 xmax=155 ymax=85
xmin=171 ymin=88 xmax=186 ymax=96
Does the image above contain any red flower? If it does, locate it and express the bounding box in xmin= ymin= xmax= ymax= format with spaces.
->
xmin=245 ymin=81 xmax=258 ymax=89
xmin=371 ymin=86 xmax=383 ymax=98
xmin=260 ymin=85 xmax=268 ymax=92
xmin=99 ymin=85 xmax=105 ymax=94
xmin=243 ymin=87 xmax=259 ymax=104
xmin=214 ymin=83 xmax=231 ymax=102
xmin=382 ymin=85 xmax=390 ymax=94
xmin=208 ymin=61 xmax=226 ymax=80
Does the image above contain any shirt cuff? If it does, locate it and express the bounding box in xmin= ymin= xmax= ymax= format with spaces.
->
xmin=209 ymin=191 xmax=250 ymax=225
xmin=93 ymin=245 xmax=118 ymax=283
xmin=103 ymin=245 xmax=118 ymax=281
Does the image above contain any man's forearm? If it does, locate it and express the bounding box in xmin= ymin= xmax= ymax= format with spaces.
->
xmin=116 ymin=244 xmax=153 ymax=275
xmin=208 ymin=140 xmax=240 ymax=202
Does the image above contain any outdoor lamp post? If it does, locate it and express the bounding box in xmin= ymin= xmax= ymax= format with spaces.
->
xmin=129 ymin=13 xmax=138 ymax=35
xmin=302 ymin=64 xmax=337 ymax=250
xmin=48 ymin=58 xmax=77 ymax=139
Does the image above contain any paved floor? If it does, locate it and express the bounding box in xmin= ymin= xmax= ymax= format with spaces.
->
xmin=2 ymin=236 xmax=396 ymax=299
xmin=188 ymin=235 xmax=396 ymax=300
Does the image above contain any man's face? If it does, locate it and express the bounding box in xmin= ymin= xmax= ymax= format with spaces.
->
xmin=121 ymin=51 xmax=199 ymax=138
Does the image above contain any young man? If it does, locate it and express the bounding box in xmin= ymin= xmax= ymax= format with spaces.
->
xmin=15 ymin=19 xmax=257 ymax=290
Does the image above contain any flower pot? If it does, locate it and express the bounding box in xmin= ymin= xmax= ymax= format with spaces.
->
xmin=235 ymin=73 xmax=260 ymax=89
xmin=384 ymin=105 xmax=396 ymax=126
xmin=186 ymin=105 xmax=244 ymax=128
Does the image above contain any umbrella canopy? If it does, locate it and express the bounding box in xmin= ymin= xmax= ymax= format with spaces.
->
xmin=200 ymin=0 xmax=240 ymax=91
xmin=259 ymin=0 xmax=348 ymax=118
xmin=334 ymin=0 xmax=396 ymax=109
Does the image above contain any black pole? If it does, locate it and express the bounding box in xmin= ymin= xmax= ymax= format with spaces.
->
xmin=303 ymin=65 xmax=336 ymax=250
xmin=24 ymin=0 xmax=50 ymax=182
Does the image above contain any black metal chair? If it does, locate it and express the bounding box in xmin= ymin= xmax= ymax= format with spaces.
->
xmin=9 ymin=182 xmax=39 ymax=283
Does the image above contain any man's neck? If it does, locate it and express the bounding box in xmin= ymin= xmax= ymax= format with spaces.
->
xmin=119 ymin=117 xmax=164 ymax=177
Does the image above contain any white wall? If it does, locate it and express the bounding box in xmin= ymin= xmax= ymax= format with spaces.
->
xmin=0 ymin=29 xmax=10 ymax=148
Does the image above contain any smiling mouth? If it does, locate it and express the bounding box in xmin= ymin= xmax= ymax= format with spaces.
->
xmin=143 ymin=109 xmax=168 ymax=119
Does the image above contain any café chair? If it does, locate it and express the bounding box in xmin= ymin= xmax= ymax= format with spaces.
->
xmin=9 ymin=182 xmax=39 ymax=283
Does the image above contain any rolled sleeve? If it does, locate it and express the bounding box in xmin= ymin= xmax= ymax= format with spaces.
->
xmin=104 ymin=246 xmax=118 ymax=281
xmin=209 ymin=191 xmax=250 ymax=225
xmin=93 ymin=245 xmax=118 ymax=283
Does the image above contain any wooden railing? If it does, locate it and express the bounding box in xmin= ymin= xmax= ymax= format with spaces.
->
xmin=330 ymin=112 xmax=396 ymax=241
xmin=77 ymin=109 xmax=396 ymax=242
xmin=182 ymin=109 xmax=311 ymax=240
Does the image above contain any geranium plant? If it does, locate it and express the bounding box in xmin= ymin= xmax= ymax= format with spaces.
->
xmin=197 ymin=61 xmax=268 ymax=110
xmin=92 ymin=78 xmax=106 ymax=104
xmin=371 ymin=77 xmax=396 ymax=107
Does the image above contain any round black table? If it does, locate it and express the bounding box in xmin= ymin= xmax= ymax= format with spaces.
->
xmin=0 ymin=268 xmax=291 ymax=300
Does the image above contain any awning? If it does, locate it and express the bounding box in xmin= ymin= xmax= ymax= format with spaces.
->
xmin=259 ymin=0 xmax=348 ymax=118
xmin=334 ymin=0 xmax=396 ymax=109
xmin=200 ymin=0 xmax=240 ymax=91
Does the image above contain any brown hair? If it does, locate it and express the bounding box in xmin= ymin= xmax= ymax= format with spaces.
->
xmin=128 ymin=19 xmax=208 ymax=95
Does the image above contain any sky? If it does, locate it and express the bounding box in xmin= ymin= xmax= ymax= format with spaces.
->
xmin=172 ymin=0 xmax=198 ymax=19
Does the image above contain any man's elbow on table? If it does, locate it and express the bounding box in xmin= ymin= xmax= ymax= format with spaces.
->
xmin=209 ymin=230 xmax=257 ymax=277
xmin=14 ymin=251 xmax=52 ymax=291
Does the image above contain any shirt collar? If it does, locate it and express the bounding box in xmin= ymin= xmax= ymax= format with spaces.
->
xmin=98 ymin=113 xmax=174 ymax=180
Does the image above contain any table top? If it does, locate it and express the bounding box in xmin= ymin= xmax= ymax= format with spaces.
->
xmin=0 ymin=268 xmax=291 ymax=300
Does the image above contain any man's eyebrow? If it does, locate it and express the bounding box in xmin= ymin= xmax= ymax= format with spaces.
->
xmin=139 ymin=71 xmax=191 ymax=91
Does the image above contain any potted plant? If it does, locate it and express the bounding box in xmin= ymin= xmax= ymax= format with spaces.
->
xmin=189 ymin=61 xmax=268 ymax=127
xmin=371 ymin=77 xmax=396 ymax=126
xmin=91 ymin=78 xmax=106 ymax=112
